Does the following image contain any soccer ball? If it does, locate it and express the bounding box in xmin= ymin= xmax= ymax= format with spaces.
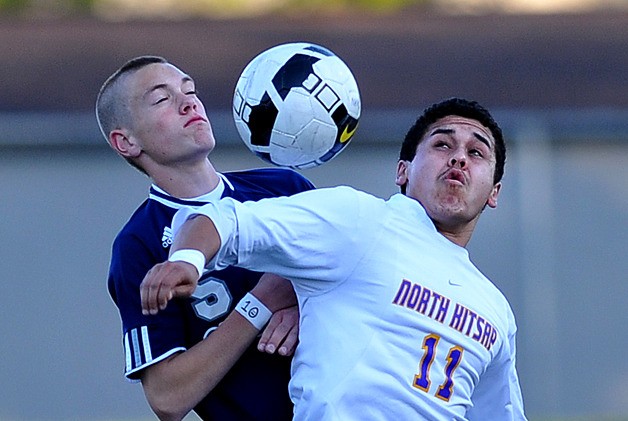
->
xmin=232 ymin=42 xmax=361 ymax=169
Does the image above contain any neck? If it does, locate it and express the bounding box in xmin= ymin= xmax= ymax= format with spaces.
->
xmin=433 ymin=215 xmax=479 ymax=248
xmin=150 ymin=158 xmax=221 ymax=199
xmin=437 ymin=227 xmax=473 ymax=248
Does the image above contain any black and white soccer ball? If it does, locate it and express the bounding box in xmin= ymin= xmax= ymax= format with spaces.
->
xmin=232 ymin=42 xmax=361 ymax=169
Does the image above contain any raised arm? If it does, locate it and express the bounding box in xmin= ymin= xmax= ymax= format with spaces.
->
xmin=140 ymin=210 xmax=301 ymax=314
xmin=140 ymin=214 xmax=219 ymax=315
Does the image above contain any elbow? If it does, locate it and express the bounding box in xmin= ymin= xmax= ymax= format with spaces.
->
xmin=146 ymin=395 xmax=190 ymax=421
xmin=139 ymin=354 xmax=209 ymax=421
xmin=153 ymin=407 xmax=186 ymax=421
xmin=143 ymin=384 xmax=191 ymax=421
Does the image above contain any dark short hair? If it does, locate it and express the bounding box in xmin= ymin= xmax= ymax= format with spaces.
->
xmin=95 ymin=55 xmax=168 ymax=175
xmin=399 ymin=98 xmax=506 ymax=193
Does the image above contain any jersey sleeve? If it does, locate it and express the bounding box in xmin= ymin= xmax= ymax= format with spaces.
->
xmin=109 ymin=231 xmax=187 ymax=380
xmin=466 ymin=309 xmax=527 ymax=420
xmin=173 ymin=186 xmax=380 ymax=296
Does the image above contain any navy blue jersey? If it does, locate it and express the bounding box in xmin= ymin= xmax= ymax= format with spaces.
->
xmin=108 ymin=168 xmax=315 ymax=420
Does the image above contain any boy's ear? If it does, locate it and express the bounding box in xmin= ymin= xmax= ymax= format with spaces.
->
xmin=486 ymin=182 xmax=502 ymax=209
xmin=395 ymin=160 xmax=408 ymax=188
xmin=109 ymin=129 xmax=141 ymax=158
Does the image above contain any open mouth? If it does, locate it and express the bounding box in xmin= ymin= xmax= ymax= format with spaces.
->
xmin=444 ymin=169 xmax=465 ymax=184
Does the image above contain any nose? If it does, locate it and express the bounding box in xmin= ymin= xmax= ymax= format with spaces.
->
xmin=180 ymin=95 xmax=197 ymax=114
xmin=449 ymin=152 xmax=466 ymax=168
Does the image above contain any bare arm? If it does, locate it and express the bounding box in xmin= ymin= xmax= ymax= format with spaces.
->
xmin=140 ymin=214 xmax=219 ymax=315
xmin=141 ymin=307 xmax=260 ymax=420
xmin=138 ymin=214 xmax=299 ymax=419
xmin=140 ymin=213 xmax=295 ymax=315
xmin=140 ymin=271 xmax=298 ymax=420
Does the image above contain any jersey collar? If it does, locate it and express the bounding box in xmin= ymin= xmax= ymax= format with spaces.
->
xmin=149 ymin=173 xmax=234 ymax=209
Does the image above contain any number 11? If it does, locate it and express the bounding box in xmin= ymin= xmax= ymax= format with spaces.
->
xmin=413 ymin=334 xmax=464 ymax=402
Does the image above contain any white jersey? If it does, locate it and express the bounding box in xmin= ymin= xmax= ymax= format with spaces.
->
xmin=173 ymin=186 xmax=526 ymax=420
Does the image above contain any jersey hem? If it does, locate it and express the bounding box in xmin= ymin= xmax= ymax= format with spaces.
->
xmin=125 ymin=346 xmax=187 ymax=381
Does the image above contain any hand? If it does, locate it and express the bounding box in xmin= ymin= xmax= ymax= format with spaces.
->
xmin=140 ymin=260 xmax=199 ymax=315
xmin=257 ymin=305 xmax=299 ymax=356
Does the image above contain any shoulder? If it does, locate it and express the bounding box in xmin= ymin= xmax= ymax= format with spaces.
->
xmin=224 ymin=167 xmax=313 ymax=186
xmin=222 ymin=167 xmax=315 ymax=199
xmin=109 ymin=199 xmax=173 ymax=298
xmin=291 ymin=185 xmax=382 ymax=211
xmin=273 ymin=186 xmax=384 ymax=226
xmin=312 ymin=185 xmax=375 ymax=202
xmin=223 ymin=185 xmax=373 ymax=220
xmin=111 ymin=198 xmax=173 ymax=256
